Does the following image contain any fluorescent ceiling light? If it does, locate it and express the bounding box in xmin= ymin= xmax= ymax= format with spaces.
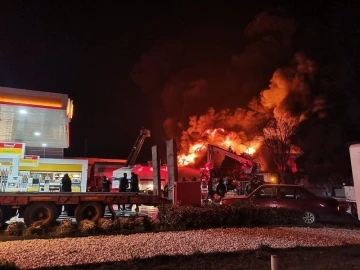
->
xmin=42 ymin=143 xmax=47 ymax=147
xmin=34 ymin=132 xmax=41 ymax=136
xmin=19 ymin=109 xmax=27 ymax=114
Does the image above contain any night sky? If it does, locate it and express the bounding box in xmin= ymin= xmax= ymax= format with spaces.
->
xmin=0 ymin=1 xmax=358 ymax=162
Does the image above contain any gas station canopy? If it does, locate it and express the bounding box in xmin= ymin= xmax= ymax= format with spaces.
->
xmin=0 ymin=86 xmax=73 ymax=149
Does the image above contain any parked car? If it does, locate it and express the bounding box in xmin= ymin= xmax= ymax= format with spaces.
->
xmin=220 ymin=184 xmax=340 ymax=224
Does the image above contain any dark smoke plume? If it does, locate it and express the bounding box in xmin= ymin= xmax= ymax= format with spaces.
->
xmin=132 ymin=8 xmax=298 ymax=143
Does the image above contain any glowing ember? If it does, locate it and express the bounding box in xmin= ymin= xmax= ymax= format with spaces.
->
xmin=178 ymin=128 xmax=261 ymax=166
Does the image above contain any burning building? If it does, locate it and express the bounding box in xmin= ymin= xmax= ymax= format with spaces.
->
xmin=133 ymin=8 xmax=329 ymax=181
xmin=176 ymin=53 xmax=319 ymax=175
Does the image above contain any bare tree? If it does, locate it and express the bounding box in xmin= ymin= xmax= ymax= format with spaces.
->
xmin=262 ymin=115 xmax=298 ymax=183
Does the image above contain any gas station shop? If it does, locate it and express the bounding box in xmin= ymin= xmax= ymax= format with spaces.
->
xmin=0 ymin=86 xmax=88 ymax=192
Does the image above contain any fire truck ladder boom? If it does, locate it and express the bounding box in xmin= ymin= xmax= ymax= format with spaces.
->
xmin=125 ymin=128 xmax=151 ymax=167
xmin=206 ymin=144 xmax=257 ymax=174
xmin=207 ymin=144 xmax=253 ymax=165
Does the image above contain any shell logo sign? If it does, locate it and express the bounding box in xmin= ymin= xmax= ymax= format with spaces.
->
xmin=0 ymin=142 xmax=25 ymax=158
xmin=19 ymin=155 xmax=40 ymax=167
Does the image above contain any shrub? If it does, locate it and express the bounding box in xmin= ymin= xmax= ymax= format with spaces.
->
xmin=158 ymin=204 xmax=302 ymax=230
xmin=112 ymin=217 xmax=151 ymax=234
xmin=133 ymin=216 xmax=156 ymax=233
xmin=134 ymin=217 xmax=145 ymax=227
xmin=6 ymin=222 xmax=25 ymax=236
xmin=112 ymin=218 xmax=133 ymax=234
xmin=78 ymin=220 xmax=97 ymax=234
xmin=97 ymin=218 xmax=114 ymax=233
xmin=142 ymin=216 xmax=159 ymax=231
xmin=0 ymin=260 xmax=18 ymax=269
xmin=54 ymin=219 xmax=74 ymax=236
xmin=118 ymin=218 xmax=135 ymax=231
xmin=23 ymin=221 xmax=45 ymax=236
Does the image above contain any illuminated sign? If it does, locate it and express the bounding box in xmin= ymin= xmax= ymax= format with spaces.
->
xmin=19 ymin=155 xmax=40 ymax=167
xmin=66 ymin=98 xmax=74 ymax=119
xmin=0 ymin=142 xmax=25 ymax=158
xmin=0 ymin=93 xmax=62 ymax=109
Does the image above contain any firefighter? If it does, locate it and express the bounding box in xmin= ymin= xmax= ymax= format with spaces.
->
xmin=101 ymin=176 xmax=111 ymax=192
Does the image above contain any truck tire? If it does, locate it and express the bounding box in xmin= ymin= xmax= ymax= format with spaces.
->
xmin=74 ymin=202 xmax=105 ymax=223
xmin=23 ymin=202 xmax=57 ymax=227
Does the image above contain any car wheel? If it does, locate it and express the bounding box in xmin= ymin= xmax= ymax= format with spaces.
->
xmin=303 ymin=211 xmax=316 ymax=224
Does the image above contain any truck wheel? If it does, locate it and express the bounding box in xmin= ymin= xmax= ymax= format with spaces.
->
xmin=74 ymin=202 xmax=105 ymax=223
xmin=23 ymin=202 xmax=57 ymax=227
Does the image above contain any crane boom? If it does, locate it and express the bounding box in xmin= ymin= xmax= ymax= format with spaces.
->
xmin=125 ymin=128 xmax=151 ymax=167
xmin=206 ymin=144 xmax=260 ymax=174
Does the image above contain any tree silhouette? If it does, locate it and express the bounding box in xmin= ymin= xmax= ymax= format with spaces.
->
xmin=262 ymin=115 xmax=297 ymax=183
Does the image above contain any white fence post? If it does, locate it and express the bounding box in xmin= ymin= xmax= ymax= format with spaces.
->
xmin=271 ymin=254 xmax=278 ymax=270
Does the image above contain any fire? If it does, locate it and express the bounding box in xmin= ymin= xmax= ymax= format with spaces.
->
xmin=247 ymin=147 xmax=256 ymax=155
xmin=178 ymin=143 xmax=205 ymax=166
xmin=178 ymin=128 xmax=261 ymax=166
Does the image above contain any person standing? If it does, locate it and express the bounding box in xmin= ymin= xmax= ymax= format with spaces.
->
xmin=129 ymin=172 xmax=140 ymax=212
xmin=216 ymin=178 xmax=227 ymax=199
xmin=61 ymin=173 xmax=72 ymax=192
xmin=119 ymin=173 xmax=128 ymax=210
xmin=102 ymin=176 xmax=111 ymax=192
xmin=61 ymin=173 xmax=72 ymax=214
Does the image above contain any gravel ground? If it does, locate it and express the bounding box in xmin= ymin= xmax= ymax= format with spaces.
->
xmin=1 ymin=227 xmax=360 ymax=269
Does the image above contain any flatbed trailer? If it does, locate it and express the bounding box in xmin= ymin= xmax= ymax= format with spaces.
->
xmin=0 ymin=192 xmax=170 ymax=227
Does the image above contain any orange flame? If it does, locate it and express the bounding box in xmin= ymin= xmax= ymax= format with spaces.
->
xmin=178 ymin=128 xmax=261 ymax=166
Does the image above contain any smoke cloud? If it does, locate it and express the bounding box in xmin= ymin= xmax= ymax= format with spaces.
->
xmin=132 ymin=8 xmax=298 ymax=140
xmin=132 ymin=7 xmax=327 ymax=169
xmin=178 ymin=52 xmax=322 ymax=167
xmin=259 ymin=52 xmax=318 ymax=120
